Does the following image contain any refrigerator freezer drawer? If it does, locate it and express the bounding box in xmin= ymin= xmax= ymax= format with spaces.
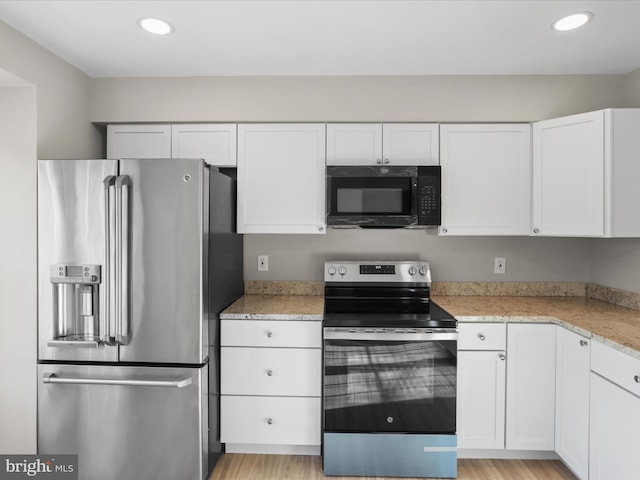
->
xmin=37 ymin=364 xmax=208 ymax=480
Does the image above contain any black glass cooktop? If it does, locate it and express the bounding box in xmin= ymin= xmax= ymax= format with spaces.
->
xmin=323 ymin=301 xmax=457 ymax=329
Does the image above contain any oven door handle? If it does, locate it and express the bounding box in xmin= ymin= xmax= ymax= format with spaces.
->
xmin=323 ymin=329 xmax=457 ymax=342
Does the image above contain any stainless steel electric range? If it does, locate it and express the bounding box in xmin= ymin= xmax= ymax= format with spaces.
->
xmin=322 ymin=260 xmax=458 ymax=478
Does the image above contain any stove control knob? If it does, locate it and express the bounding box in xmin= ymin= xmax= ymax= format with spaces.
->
xmin=408 ymin=266 xmax=417 ymax=276
xmin=419 ymin=267 xmax=427 ymax=277
xmin=327 ymin=265 xmax=337 ymax=276
xmin=338 ymin=265 xmax=347 ymax=276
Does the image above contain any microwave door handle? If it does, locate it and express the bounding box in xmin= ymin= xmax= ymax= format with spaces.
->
xmin=103 ymin=176 xmax=117 ymax=345
xmin=115 ymin=175 xmax=130 ymax=346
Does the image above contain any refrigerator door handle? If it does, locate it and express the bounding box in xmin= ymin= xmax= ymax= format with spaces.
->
xmin=115 ymin=175 xmax=131 ymax=346
xmin=103 ymin=176 xmax=117 ymax=346
xmin=42 ymin=372 xmax=193 ymax=388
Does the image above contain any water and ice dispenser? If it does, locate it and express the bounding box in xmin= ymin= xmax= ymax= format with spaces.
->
xmin=49 ymin=264 xmax=101 ymax=346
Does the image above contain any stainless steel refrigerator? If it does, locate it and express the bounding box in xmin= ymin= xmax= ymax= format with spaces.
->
xmin=37 ymin=158 xmax=243 ymax=480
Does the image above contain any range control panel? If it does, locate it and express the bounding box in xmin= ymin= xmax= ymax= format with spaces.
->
xmin=325 ymin=260 xmax=431 ymax=284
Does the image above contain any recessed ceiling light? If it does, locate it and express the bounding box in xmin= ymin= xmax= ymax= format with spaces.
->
xmin=552 ymin=12 xmax=593 ymax=32
xmin=138 ymin=17 xmax=174 ymax=35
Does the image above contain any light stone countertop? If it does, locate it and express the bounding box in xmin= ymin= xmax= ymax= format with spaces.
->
xmin=221 ymin=293 xmax=640 ymax=359
xmin=220 ymin=294 xmax=324 ymax=321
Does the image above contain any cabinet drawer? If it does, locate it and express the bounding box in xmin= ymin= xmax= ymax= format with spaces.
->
xmin=591 ymin=340 xmax=640 ymax=397
xmin=221 ymin=319 xmax=321 ymax=348
xmin=221 ymin=395 xmax=321 ymax=446
xmin=221 ymin=347 xmax=321 ymax=396
xmin=458 ymin=323 xmax=506 ymax=350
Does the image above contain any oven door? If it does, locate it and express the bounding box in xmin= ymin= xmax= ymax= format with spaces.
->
xmin=323 ymin=329 xmax=457 ymax=434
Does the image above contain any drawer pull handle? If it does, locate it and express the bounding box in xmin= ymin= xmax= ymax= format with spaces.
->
xmin=634 ymin=375 xmax=640 ymax=384
xmin=478 ymin=333 xmax=486 ymax=341
xmin=266 ymin=369 xmax=273 ymax=376
xmin=266 ymin=331 xmax=273 ymax=338
xmin=580 ymin=340 xmax=588 ymax=347
xmin=266 ymin=418 xmax=273 ymax=425
xmin=499 ymin=353 xmax=506 ymax=361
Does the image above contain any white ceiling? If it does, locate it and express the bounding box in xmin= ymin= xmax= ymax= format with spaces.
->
xmin=0 ymin=0 xmax=639 ymax=78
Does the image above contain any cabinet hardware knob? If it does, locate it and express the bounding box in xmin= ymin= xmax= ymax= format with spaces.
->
xmin=318 ymin=226 xmax=325 ymax=232
xmin=478 ymin=333 xmax=486 ymax=341
xmin=266 ymin=331 xmax=273 ymax=338
xmin=383 ymin=158 xmax=390 ymax=165
xmin=266 ymin=418 xmax=273 ymax=425
xmin=266 ymin=369 xmax=273 ymax=376
xmin=376 ymin=159 xmax=382 ymax=164
xmin=533 ymin=228 xmax=540 ymax=234
xmin=499 ymin=353 xmax=506 ymax=361
xmin=442 ymin=228 xmax=448 ymax=234
xmin=634 ymin=375 xmax=640 ymax=384
xmin=580 ymin=340 xmax=588 ymax=347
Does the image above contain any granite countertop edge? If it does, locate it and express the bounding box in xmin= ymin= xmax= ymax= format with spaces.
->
xmin=220 ymin=294 xmax=640 ymax=360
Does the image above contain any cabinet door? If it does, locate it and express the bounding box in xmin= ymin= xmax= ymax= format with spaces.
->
xmin=237 ymin=124 xmax=326 ymax=234
xmin=326 ymin=123 xmax=382 ymax=165
xmin=171 ymin=124 xmax=237 ymax=166
xmin=457 ymin=350 xmax=506 ymax=449
xmin=382 ymin=123 xmax=439 ymax=166
xmin=532 ymin=111 xmax=605 ymax=237
xmin=439 ymin=124 xmax=531 ymax=236
xmin=555 ymin=327 xmax=590 ymax=480
xmin=590 ymin=373 xmax=640 ymax=480
xmin=506 ymin=323 xmax=556 ymax=451
xmin=106 ymin=124 xmax=171 ymax=159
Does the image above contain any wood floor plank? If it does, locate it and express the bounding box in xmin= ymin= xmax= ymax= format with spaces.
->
xmin=209 ymin=454 xmax=577 ymax=480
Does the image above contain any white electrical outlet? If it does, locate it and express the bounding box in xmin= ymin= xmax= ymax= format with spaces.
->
xmin=494 ymin=257 xmax=506 ymax=274
xmin=258 ymin=255 xmax=269 ymax=272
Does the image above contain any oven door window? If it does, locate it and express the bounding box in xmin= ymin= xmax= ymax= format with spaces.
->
xmin=324 ymin=339 xmax=456 ymax=434
xmin=330 ymin=177 xmax=413 ymax=216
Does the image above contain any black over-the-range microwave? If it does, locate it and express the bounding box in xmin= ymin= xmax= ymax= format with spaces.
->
xmin=326 ymin=165 xmax=441 ymax=228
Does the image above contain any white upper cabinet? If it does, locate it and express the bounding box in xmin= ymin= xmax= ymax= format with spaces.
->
xmin=532 ymin=108 xmax=640 ymax=237
xmin=107 ymin=123 xmax=237 ymax=166
xmin=237 ymin=123 xmax=326 ymax=234
xmin=439 ymin=124 xmax=531 ymax=236
xmin=171 ymin=124 xmax=237 ymax=166
xmin=382 ymin=124 xmax=439 ymax=165
xmin=106 ymin=124 xmax=171 ymax=159
xmin=327 ymin=123 xmax=438 ymax=166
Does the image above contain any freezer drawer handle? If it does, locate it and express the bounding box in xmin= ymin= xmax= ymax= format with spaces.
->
xmin=42 ymin=372 xmax=192 ymax=388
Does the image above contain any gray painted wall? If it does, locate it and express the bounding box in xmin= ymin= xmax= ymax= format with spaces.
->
xmin=0 ymin=20 xmax=102 ymax=453
xmin=91 ymin=73 xmax=640 ymax=291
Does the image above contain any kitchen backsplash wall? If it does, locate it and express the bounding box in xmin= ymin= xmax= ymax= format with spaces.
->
xmin=244 ymin=229 xmax=591 ymax=283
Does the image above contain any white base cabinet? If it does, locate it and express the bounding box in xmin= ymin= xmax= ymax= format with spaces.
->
xmin=506 ymin=323 xmax=556 ymax=451
xmin=590 ymin=340 xmax=640 ymax=480
xmin=457 ymin=351 xmax=506 ymax=449
xmin=457 ymin=323 xmax=506 ymax=450
xmin=220 ymin=319 xmax=322 ymax=451
xmin=555 ymin=327 xmax=590 ymax=480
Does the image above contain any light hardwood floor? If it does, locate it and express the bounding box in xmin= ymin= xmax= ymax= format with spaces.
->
xmin=209 ymin=454 xmax=577 ymax=480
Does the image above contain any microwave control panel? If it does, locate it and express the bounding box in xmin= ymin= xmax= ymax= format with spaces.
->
xmin=417 ymin=166 xmax=441 ymax=225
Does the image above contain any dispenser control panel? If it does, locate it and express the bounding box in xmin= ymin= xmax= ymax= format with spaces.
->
xmin=51 ymin=264 xmax=101 ymax=284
